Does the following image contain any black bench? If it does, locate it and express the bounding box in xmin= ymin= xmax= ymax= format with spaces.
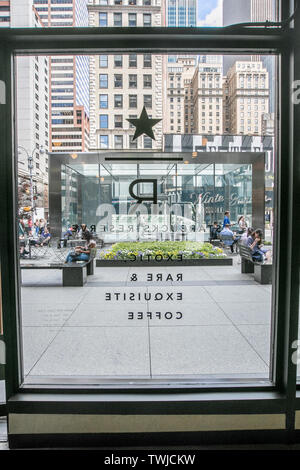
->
xmin=239 ymin=243 xmax=272 ymax=284
xmin=219 ymin=234 xmax=237 ymax=253
xmin=20 ymin=258 xmax=94 ymax=287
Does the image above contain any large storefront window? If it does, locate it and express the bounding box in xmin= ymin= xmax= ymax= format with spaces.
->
xmin=57 ymin=157 xmax=258 ymax=245
xmin=15 ymin=51 xmax=276 ymax=385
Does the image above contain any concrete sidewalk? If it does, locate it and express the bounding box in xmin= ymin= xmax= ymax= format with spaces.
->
xmin=20 ymin=259 xmax=272 ymax=382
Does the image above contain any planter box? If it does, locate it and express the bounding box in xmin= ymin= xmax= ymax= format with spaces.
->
xmin=96 ymin=258 xmax=233 ymax=267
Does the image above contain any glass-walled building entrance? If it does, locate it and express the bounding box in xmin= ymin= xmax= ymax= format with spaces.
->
xmin=50 ymin=151 xmax=265 ymax=242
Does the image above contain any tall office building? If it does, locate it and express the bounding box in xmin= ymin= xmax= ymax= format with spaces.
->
xmin=223 ymin=0 xmax=276 ymax=73
xmin=223 ymin=60 xmax=269 ymax=135
xmin=191 ymin=61 xmax=223 ymax=135
xmin=162 ymin=0 xmax=199 ymax=136
xmin=164 ymin=55 xmax=224 ymax=136
xmin=88 ymin=0 xmax=163 ymax=150
xmin=164 ymin=56 xmax=196 ymax=134
xmin=5 ymin=1 xmax=50 ymax=215
xmin=164 ymin=0 xmax=196 ymax=27
xmin=0 ymin=0 xmax=10 ymax=26
xmin=33 ymin=0 xmax=90 ymax=153
xmin=223 ymin=0 xmax=275 ymax=27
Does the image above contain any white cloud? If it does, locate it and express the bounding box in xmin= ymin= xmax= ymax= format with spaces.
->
xmin=197 ymin=0 xmax=223 ymax=27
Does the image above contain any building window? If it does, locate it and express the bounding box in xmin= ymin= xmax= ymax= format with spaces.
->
xmin=114 ymin=135 xmax=123 ymax=149
xmin=129 ymin=74 xmax=137 ymax=88
xmin=114 ymin=95 xmax=123 ymax=108
xmin=128 ymin=114 xmax=137 ymax=128
xmin=99 ymin=115 xmax=108 ymax=129
xmin=144 ymin=136 xmax=152 ymax=148
xmin=143 ymin=13 xmax=151 ymax=27
xmin=99 ymin=94 xmax=108 ymax=109
xmin=114 ymin=115 xmax=123 ymax=128
xmin=99 ymin=74 xmax=108 ymax=88
xmin=129 ymin=95 xmax=137 ymax=108
xmin=144 ymin=95 xmax=152 ymax=108
xmin=129 ymin=54 xmax=137 ymax=68
xmin=99 ymin=55 xmax=108 ymax=67
xmin=114 ymin=55 xmax=123 ymax=68
xmin=100 ymin=135 xmax=109 ymax=149
xmin=143 ymin=75 xmax=152 ymax=88
xmin=143 ymin=0 xmax=151 ymax=4
xmin=114 ymin=74 xmax=123 ymax=88
xmin=128 ymin=13 xmax=137 ymax=27
xmin=128 ymin=0 xmax=136 ymax=4
xmin=129 ymin=135 xmax=137 ymax=148
xmin=114 ymin=13 xmax=122 ymax=27
xmin=99 ymin=12 xmax=107 ymax=27
xmin=143 ymin=54 xmax=152 ymax=68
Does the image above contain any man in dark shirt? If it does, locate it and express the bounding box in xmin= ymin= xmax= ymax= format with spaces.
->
xmin=210 ymin=221 xmax=221 ymax=241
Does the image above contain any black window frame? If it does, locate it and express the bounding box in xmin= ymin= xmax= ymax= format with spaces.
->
xmin=0 ymin=10 xmax=299 ymax=428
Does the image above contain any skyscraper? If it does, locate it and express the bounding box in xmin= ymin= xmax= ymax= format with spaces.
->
xmin=165 ymin=0 xmax=197 ymax=27
xmin=0 ymin=0 xmax=10 ymax=26
xmin=88 ymin=0 xmax=163 ymax=150
xmin=223 ymin=60 xmax=270 ymax=135
xmin=223 ymin=0 xmax=276 ymax=73
xmin=191 ymin=61 xmax=223 ymax=135
xmin=223 ymin=0 xmax=275 ymax=26
xmin=223 ymin=0 xmax=276 ymax=113
xmin=6 ymin=1 xmax=50 ymax=216
xmin=34 ymin=0 xmax=90 ymax=153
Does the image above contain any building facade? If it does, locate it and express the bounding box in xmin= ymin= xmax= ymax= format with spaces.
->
xmin=33 ymin=0 xmax=90 ymax=153
xmin=8 ymin=1 xmax=50 ymax=215
xmin=223 ymin=0 xmax=276 ymax=113
xmin=191 ymin=61 xmax=223 ymax=135
xmin=223 ymin=61 xmax=269 ymax=135
xmin=164 ymin=0 xmax=197 ymax=27
xmin=0 ymin=0 xmax=9 ymax=26
xmin=164 ymin=56 xmax=196 ymax=135
xmin=88 ymin=0 xmax=163 ymax=150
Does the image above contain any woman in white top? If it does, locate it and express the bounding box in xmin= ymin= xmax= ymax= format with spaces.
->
xmin=238 ymin=215 xmax=247 ymax=233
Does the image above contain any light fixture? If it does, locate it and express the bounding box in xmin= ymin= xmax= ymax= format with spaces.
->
xmin=184 ymin=160 xmax=189 ymax=164
xmin=100 ymin=177 xmax=105 ymax=182
xmin=192 ymin=151 xmax=197 ymax=158
xmin=70 ymin=153 xmax=78 ymax=160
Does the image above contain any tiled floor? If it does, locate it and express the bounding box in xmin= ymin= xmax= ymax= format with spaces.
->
xmin=20 ymin=259 xmax=273 ymax=382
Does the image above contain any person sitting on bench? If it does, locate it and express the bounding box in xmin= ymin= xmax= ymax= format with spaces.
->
xmin=220 ymin=224 xmax=237 ymax=253
xmin=240 ymin=227 xmax=253 ymax=245
xmin=210 ymin=221 xmax=221 ymax=242
xmin=39 ymin=227 xmax=52 ymax=246
xmin=65 ymin=240 xmax=96 ymax=264
xmin=247 ymin=229 xmax=271 ymax=262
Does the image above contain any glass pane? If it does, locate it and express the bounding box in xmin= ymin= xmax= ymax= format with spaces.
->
xmin=2 ymin=0 xmax=279 ymax=29
xmin=16 ymin=52 xmax=276 ymax=386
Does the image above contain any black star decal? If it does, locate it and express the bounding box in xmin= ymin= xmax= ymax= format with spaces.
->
xmin=127 ymin=107 xmax=161 ymax=141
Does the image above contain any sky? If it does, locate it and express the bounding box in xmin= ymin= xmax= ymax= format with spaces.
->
xmin=197 ymin=0 xmax=223 ymax=27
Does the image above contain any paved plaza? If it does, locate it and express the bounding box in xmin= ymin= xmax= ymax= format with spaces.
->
xmin=20 ymin=258 xmax=273 ymax=383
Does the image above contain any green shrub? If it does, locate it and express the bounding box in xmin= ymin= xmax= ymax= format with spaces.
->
xmin=99 ymin=241 xmax=227 ymax=260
